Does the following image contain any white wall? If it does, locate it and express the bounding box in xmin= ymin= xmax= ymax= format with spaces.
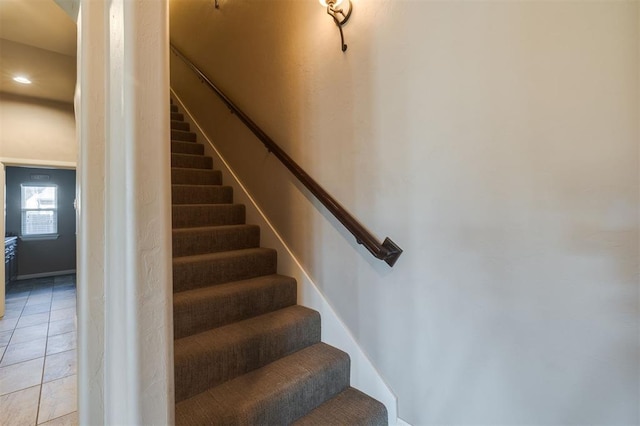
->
xmin=170 ymin=1 xmax=639 ymax=424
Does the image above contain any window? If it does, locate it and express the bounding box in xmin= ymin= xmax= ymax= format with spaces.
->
xmin=21 ymin=184 xmax=58 ymax=237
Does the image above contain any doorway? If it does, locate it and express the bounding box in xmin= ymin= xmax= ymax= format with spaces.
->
xmin=0 ymin=164 xmax=77 ymax=424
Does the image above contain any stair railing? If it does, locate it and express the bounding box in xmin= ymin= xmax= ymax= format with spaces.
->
xmin=170 ymin=44 xmax=403 ymax=267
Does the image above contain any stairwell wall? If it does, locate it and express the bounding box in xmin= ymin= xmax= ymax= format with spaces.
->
xmin=169 ymin=1 xmax=639 ymax=424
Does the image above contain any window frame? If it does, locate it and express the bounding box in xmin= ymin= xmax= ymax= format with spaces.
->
xmin=20 ymin=183 xmax=59 ymax=240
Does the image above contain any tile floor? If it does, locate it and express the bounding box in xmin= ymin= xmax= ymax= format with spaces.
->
xmin=0 ymin=275 xmax=77 ymax=425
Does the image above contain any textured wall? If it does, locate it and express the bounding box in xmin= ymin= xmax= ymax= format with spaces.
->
xmin=170 ymin=0 xmax=639 ymax=424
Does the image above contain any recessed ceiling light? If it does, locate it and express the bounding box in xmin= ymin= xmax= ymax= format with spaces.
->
xmin=13 ymin=76 xmax=32 ymax=84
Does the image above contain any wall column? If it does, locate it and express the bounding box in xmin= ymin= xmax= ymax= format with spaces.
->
xmin=77 ymin=0 xmax=173 ymax=424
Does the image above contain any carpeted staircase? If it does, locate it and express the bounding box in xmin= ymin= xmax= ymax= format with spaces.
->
xmin=170 ymin=99 xmax=389 ymax=425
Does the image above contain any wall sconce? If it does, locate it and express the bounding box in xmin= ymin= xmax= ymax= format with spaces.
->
xmin=319 ymin=0 xmax=352 ymax=52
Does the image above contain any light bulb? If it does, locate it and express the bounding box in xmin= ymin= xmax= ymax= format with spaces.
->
xmin=13 ymin=76 xmax=32 ymax=84
xmin=319 ymin=0 xmax=343 ymax=7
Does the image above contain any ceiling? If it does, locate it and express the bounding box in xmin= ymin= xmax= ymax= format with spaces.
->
xmin=0 ymin=0 xmax=77 ymax=104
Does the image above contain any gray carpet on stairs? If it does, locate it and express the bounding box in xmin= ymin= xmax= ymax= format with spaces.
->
xmin=170 ymin=101 xmax=388 ymax=425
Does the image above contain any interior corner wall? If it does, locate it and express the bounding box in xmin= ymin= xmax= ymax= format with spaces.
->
xmin=169 ymin=0 xmax=639 ymax=424
xmin=0 ymin=93 xmax=76 ymax=164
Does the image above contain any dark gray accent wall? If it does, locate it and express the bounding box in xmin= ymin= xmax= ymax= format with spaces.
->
xmin=5 ymin=166 xmax=76 ymax=277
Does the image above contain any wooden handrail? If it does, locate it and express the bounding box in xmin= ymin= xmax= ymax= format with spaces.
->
xmin=170 ymin=44 xmax=402 ymax=267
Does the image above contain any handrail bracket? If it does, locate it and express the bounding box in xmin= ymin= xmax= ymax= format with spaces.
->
xmin=381 ymin=238 xmax=402 ymax=267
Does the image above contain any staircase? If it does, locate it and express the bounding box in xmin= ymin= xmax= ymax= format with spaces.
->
xmin=170 ymin=100 xmax=389 ymax=425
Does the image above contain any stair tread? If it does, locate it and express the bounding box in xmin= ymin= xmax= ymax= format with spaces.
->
xmin=173 ymin=247 xmax=274 ymax=264
xmin=172 ymin=183 xmax=230 ymax=188
xmin=173 ymin=247 xmax=277 ymax=292
xmin=171 ymin=153 xmax=208 ymax=158
xmin=172 ymin=184 xmax=233 ymax=205
xmin=171 ymin=167 xmax=217 ymax=172
xmin=171 ymin=139 xmax=198 ymax=143
xmin=172 ymin=224 xmax=260 ymax=257
xmin=293 ymin=387 xmax=388 ymax=425
xmin=174 ymin=305 xmax=321 ymax=402
xmin=173 ymin=203 xmax=243 ymax=207
xmin=175 ymin=343 xmax=349 ymax=425
xmin=172 ymin=224 xmax=258 ymax=234
xmin=175 ymin=304 xmax=319 ymax=347
xmin=173 ymin=274 xmax=297 ymax=339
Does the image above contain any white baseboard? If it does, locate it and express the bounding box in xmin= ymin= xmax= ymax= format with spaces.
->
xmin=171 ymin=89 xmax=399 ymax=423
xmin=16 ymin=269 xmax=76 ymax=280
xmin=396 ymin=417 xmax=412 ymax=426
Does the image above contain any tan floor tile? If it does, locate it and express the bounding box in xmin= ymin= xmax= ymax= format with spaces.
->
xmin=6 ymin=291 xmax=28 ymax=299
xmin=0 ymin=331 xmax=12 ymax=346
xmin=39 ymin=411 xmax=78 ymax=426
xmin=0 ymin=318 xmax=20 ymax=331
xmin=0 ymin=357 xmax=44 ymax=396
xmin=43 ymin=350 xmax=76 ymax=383
xmin=0 ymin=385 xmax=41 ymax=425
xmin=10 ymin=323 xmax=49 ymax=344
xmin=49 ymin=308 xmax=76 ymax=323
xmin=5 ymin=298 xmax=27 ymax=309
xmin=37 ymin=375 xmax=77 ymax=424
xmin=16 ymin=312 xmax=51 ymax=329
xmin=26 ymin=295 xmax=52 ymax=307
xmin=1 ymin=337 xmax=47 ymax=367
xmin=46 ymin=332 xmax=76 ymax=356
xmin=21 ymin=303 xmax=51 ymax=316
xmin=0 ymin=308 xmax=22 ymax=320
xmin=48 ymin=318 xmax=76 ymax=337
xmin=52 ymin=291 xmax=76 ymax=301
xmin=6 ymin=292 xmax=29 ymax=301
xmin=50 ymin=299 xmax=75 ymax=312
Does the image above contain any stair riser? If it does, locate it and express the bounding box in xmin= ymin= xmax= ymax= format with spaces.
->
xmin=173 ymin=225 xmax=260 ymax=257
xmin=171 ymin=154 xmax=213 ymax=169
xmin=171 ymin=104 xmax=179 ymax=113
xmin=171 ymin=112 xmax=184 ymax=121
xmin=172 ymin=186 xmax=233 ymax=205
xmin=173 ymin=250 xmax=277 ymax=292
xmin=175 ymin=309 xmax=321 ymax=402
xmin=171 ymin=120 xmax=190 ymax=131
xmin=171 ymin=141 xmax=204 ymax=155
xmin=172 ymin=130 xmax=197 ymax=142
xmin=172 ymin=205 xmax=245 ymax=228
xmin=172 ymin=169 xmax=222 ymax=186
xmin=173 ymin=276 xmax=297 ymax=339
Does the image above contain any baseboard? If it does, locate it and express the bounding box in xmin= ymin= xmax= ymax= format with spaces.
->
xmin=16 ymin=269 xmax=76 ymax=280
xmin=171 ymin=89 xmax=399 ymax=423
xmin=396 ymin=417 xmax=412 ymax=426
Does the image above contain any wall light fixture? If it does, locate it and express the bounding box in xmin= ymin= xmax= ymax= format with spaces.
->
xmin=319 ymin=0 xmax=352 ymax=52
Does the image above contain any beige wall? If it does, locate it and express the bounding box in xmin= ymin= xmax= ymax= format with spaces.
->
xmin=0 ymin=93 xmax=76 ymax=164
xmin=170 ymin=0 xmax=639 ymax=424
